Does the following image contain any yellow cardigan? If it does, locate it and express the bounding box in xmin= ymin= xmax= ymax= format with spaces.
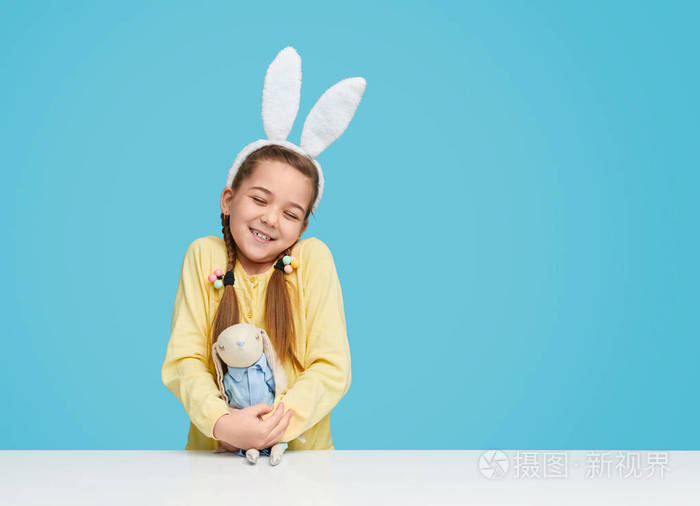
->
xmin=161 ymin=235 xmax=352 ymax=450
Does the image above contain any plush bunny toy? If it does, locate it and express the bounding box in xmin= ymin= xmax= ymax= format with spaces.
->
xmin=212 ymin=323 xmax=297 ymax=465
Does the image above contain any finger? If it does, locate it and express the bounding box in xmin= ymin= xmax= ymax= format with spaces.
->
xmin=262 ymin=419 xmax=290 ymax=449
xmin=253 ymin=404 xmax=287 ymax=448
xmin=261 ymin=402 xmax=285 ymax=426
xmin=269 ymin=410 xmax=294 ymax=445
xmin=250 ymin=403 xmax=274 ymax=416
xmin=263 ymin=410 xmax=293 ymax=448
xmin=252 ymin=405 xmax=276 ymax=421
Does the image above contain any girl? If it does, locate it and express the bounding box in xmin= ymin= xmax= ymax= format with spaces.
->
xmin=161 ymin=46 xmax=365 ymax=453
xmin=161 ymin=144 xmax=352 ymax=451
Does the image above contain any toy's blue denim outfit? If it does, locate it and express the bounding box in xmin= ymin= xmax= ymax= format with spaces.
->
xmin=223 ymin=352 xmax=288 ymax=457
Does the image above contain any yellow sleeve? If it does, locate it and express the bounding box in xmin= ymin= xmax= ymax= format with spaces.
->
xmin=161 ymin=238 xmax=230 ymax=439
xmin=277 ymin=238 xmax=352 ymax=442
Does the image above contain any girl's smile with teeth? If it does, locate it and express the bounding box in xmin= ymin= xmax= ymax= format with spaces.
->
xmin=250 ymin=228 xmax=273 ymax=242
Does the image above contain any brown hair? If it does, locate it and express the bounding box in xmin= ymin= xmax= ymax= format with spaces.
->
xmin=212 ymin=144 xmax=319 ymax=374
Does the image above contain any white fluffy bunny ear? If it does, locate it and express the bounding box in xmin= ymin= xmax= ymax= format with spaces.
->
xmin=262 ymin=46 xmax=302 ymax=142
xmin=300 ymin=77 xmax=366 ymax=158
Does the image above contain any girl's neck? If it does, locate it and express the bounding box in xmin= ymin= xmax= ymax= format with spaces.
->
xmin=237 ymin=257 xmax=275 ymax=277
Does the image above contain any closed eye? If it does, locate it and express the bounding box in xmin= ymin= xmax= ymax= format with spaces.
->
xmin=251 ymin=196 xmax=299 ymax=220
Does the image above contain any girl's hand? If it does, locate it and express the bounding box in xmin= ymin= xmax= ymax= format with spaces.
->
xmin=218 ymin=440 xmax=240 ymax=452
xmin=213 ymin=403 xmax=294 ymax=451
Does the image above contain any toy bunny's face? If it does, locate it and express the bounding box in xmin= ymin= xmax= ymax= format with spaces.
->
xmin=214 ymin=323 xmax=264 ymax=368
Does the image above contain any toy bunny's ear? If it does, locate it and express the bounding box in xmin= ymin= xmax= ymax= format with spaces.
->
xmin=211 ymin=342 xmax=228 ymax=404
xmin=262 ymin=46 xmax=302 ymax=142
xmin=300 ymin=77 xmax=366 ymax=158
xmin=260 ymin=328 xmax=288 ymax=395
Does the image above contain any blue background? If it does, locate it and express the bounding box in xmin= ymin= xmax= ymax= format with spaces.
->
xmin=2 ymin=1 xmax=698 ymax=450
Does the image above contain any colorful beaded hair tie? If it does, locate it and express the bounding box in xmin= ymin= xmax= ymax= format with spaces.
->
xmin=274 ymin=255 xmax=299 ymax=274
xmin=208 ymin=269 xmax=235 ymax=289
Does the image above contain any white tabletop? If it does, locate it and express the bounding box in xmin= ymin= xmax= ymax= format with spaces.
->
xmin=1 ymin=450 xmax=698 ymax=505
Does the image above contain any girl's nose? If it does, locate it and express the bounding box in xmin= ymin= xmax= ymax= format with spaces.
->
xmin=236 ymin=341 xmax=245 ymax=347
xmin=262 ymin=211 xmax=277 ymax=225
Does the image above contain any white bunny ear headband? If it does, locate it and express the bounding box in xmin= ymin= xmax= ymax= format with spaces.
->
xmin=225 ymin=46 xmax=367 ymax=215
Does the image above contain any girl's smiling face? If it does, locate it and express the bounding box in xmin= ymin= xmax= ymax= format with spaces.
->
xmin=221 ymin=159 xmax=312 ymax=276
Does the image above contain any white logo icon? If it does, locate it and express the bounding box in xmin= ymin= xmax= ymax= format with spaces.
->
xmin=479 ymin=450 xmax=510 ymax=479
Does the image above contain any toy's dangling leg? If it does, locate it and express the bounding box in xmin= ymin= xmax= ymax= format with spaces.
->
xmin=269 ymin=443 xmax=287 ymax=466
xmin=245 ymin=448 xmax=260 ymax=464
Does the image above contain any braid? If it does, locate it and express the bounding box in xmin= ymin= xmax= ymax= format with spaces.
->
xmin=266 ymin=243 xmax=305 ymax=374
xmin=222 ymin=213 xmax=237 ymax=271
xmin=212 ymin=213 xmax=241 ymax=342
